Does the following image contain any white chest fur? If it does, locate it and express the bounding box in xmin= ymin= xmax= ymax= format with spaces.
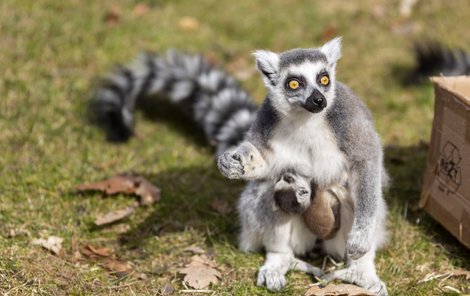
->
xmin=268 ymin=114 xmax=346 ymax=186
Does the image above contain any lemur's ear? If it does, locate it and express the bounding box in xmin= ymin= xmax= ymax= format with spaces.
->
xmin=253 ymin=50 xmax=280 ymax=86
xmin=321 ymin=37 xmax=342 ymax=66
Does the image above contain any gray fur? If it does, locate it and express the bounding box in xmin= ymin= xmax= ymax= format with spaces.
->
xmin=218 ymin=37 xmax=388 ymax=295
xmin=279 ymin=48 xmax=327 ymax=68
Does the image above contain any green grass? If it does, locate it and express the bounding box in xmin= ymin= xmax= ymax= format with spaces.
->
xmin=1 ymin=0 xmax=469 ymax=295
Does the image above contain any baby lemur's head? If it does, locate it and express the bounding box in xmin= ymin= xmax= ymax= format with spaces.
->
xmin=253 ymin=37 xmax=342 ymax=115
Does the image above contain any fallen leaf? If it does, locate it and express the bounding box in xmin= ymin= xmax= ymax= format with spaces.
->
xmin=451 ymin=269 xmax=470 ymax=280
xmin=305 ymin=284 xmax=376 ymax=296
xmin=32 ymin=236 xmax=64 ymax=256
xmin=76 ymin=174 xmax=161 ymax=206
xmin=178 ymin=16 xmax=199 ymax=31
xmin=210 ymin=199 xmax=233 ymax=215
xmin=184 ymin=245 xmax=206 ymax=254
xmin=179 ymin=255 xmax=221 ymax=289
xmin=103 ymin=6 xmax=121 ymax=26
xmin=132 ymin=3 xmax=149 ymax=17
xmin=103 ymin=258 xmax=132 ymax=276
xmin=95 ymin=206 xmax=136 ymax=226
xmin=82 ymin=244 xmax=113 ymax=257
xmin=321 ymin=25 xmax=338 ymax=42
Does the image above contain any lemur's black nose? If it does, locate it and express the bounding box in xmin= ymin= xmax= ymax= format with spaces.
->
xmin=302 ymin=89 xmax=327 ymax=113
xmin=313 ymin=97 xmax=324 ymax=106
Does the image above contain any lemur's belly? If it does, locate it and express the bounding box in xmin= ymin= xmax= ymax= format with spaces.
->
xmin=268 ymin=118 xmax=346 ymax=186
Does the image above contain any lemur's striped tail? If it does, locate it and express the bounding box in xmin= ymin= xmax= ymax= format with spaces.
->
xmin=406 ymin=41 xmax=470 ymax=84
xmin=91 ymin=50 xmax=257 ymax=155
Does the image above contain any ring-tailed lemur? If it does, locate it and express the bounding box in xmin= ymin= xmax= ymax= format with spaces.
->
xmin=217 ymin=37 xmax=388 ymax=294
xmin=90 ymin=38 xmax=388 ymax=295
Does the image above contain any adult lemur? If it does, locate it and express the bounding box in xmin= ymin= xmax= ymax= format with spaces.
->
xmin=91 ymin=38 xmax=388 ymax=295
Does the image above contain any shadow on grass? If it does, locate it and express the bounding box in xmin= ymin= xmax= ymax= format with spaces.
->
xmin=385 ymin=143 xmax=470 ymax=265
xmin=137 ymin=95 xmax=208 ymax=147
xmin=113 ymin=141 xmax=469 ymax=265
xmin=118 ymin=165 xmax=245 ymax=250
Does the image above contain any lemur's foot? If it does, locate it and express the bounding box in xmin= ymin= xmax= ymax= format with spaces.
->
xmin=273 ymin=172 xmax=312 ymax=214
xmin=322 ymin=270 xmax=388 ymax=296
xmin=369 ymin=280 xmax=388 ymax=296
xmin=256 ymin=266 xmax=287 ymax=291
xmin=256 ymin=252 xmax=291 ymax=291
xmin=217 ymin=142 xmax=266 ymax=180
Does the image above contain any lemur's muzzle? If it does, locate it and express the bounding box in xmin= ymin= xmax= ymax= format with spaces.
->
xmin=302 ymin=89 xmax=327 ymax=113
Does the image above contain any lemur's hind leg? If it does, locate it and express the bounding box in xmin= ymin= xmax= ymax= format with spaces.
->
xmin=238 ymin=177 xmax=323 ymax=291
xmin=321 ymin=193 xmax=388 ymax=296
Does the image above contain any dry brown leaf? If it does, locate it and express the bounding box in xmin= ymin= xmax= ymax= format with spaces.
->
xmin=103 ymin=258 xmax=132 ymax=276
xmin=452 ymin=269 xmax=470 ymax=280
xmin=103 ymin=6 xmax=121 ymax=26
xmin=132 ymin=3 xmax=149 ymax=17
xmin=76 ymin=174 xmax=161 ymax=206
xmin=82 ymin=244 xmax=113 ymax=257
xmin=31 ymin=236 xmax=64 ymax=256
xmin=321 ymin=25 xmax=338 ymax=42
xmin=179 ymin=255 xmax=221 ymax=289
xmin=95 ymin=206 xmax=136 ymax=226
xmin=184 ymin=245 xmax=206 ymax=254
xmin=305 ymin=284 xmax=376 ymax=296
xmin=210 ymin=199 xmax=233 ymax=215
xmin=178 ymin=16 xmax=199 ymax=31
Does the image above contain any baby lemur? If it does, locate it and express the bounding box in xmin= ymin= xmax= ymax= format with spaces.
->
xmin=91 ymin=37 xmax=387 ymax=295
xmin=273 ymin=173 xmax=341 ymax=240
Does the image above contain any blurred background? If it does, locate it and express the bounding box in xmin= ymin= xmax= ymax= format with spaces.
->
xmin=1 ymin=0 xmax=469 ymax=295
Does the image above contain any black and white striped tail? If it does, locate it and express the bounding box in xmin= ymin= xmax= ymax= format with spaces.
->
xmin=91 ymin=50 xmax=257 ymax=155
xmin=406 ymin=41 xmax=470 ymax=84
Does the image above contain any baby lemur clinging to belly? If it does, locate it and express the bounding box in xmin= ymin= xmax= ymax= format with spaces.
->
xmin=273 ymin=172 xmax=341 ymax=240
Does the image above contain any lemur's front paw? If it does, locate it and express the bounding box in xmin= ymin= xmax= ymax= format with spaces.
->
xmin=217 ymin=151 xmax=245 ymax=179
xmin=346 ymin=231 xmax=371 ymax=260
xmin=257 ymin=266 xmax=287 ymax=291
xmin=217 ymin=142 xmax=267 ymax=180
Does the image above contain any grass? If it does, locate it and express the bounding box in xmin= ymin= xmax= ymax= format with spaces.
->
xmin=1 ymin=0 xmax=469 ymax=295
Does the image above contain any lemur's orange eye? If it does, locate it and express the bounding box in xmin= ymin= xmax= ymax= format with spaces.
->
xmin=320 ymin=75 xmax=330 ymax=86
xmin=288 ymin=79 xmax=300 ymax=90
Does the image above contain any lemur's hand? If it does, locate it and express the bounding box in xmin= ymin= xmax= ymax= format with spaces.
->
xmin=346 ymin=229 xmax=372 ymax=260
xmin=217 ymin=142 xmax=267 ymax=180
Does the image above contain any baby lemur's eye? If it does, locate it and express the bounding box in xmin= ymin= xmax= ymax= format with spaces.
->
xmin=320 ymin=75 xmax=330 ymax=86
xmin=287 ymin=79 xmax=300 ymax=90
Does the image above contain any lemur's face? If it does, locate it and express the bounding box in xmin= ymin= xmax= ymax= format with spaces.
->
xmin=254 ymin=37 xmax=342 ymax=115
